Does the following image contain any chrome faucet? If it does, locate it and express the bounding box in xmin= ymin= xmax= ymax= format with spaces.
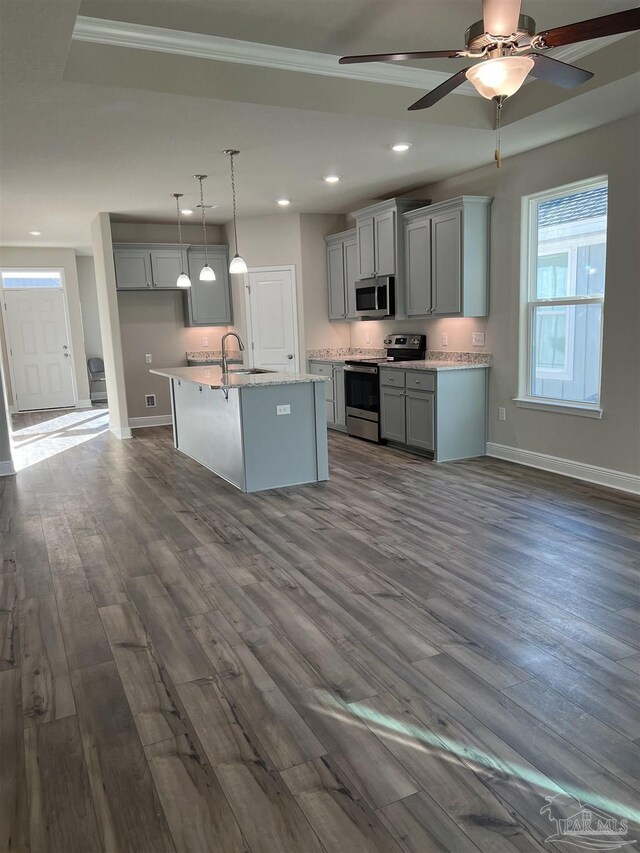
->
xmin=221 ymin=331 xmax=245 ymax=375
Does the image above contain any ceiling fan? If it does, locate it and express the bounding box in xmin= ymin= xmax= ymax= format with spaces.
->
xmin=339 ymin=2 xmax=640 ymax=110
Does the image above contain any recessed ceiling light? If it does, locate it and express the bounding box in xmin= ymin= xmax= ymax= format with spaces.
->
xmin=28 ymin=230 xmax=41 ymax=236
xmin=323 ymin=175 xmax=340 ymax=184
xmin=391 ymin=143 xmax=412 ymax=152
xmin=181 ymin=208 xmax=193 ymax=215
xmin=276 ymin=198 xmax=291 ymax=206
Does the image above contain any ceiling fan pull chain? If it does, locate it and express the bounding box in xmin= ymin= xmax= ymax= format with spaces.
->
xmin=494 ymin=96 xmax=504 ymax=168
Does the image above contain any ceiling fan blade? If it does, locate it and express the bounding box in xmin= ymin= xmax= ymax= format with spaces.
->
xmin=530 ymin=54 xmax=593 ymax=89
xmin=339 ymin=50 xmax=463 ymax=64
xmin=482 ymin=0 xmax=522 ymax=35
xmin=535 ymin=7 xmax=640 ymax=49
xmin=408 ymin=69 xmax=471 ymax=110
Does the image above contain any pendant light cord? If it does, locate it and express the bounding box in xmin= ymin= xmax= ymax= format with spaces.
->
xmin=198 ymin=176 xmax=210 ymax=265
xmin=175 ymin=195 xmax=183 ymax=248
xmin=230 ymin=153 xmax=240 ymax=255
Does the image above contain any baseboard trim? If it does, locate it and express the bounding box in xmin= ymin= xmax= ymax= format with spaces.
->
xmin=486 ymin=442 xmax=640 ymax=495
xmin=110 ymin=425 xmax=133 ymax=440
xmin=76 ymin=399 xmax=93 ymax=409
xmin=90 ymin=392 xmax=108 ymax=402
xmin=129 ymin=414 xmax=173 ymax=428
xmin=0 ymin=460 xmax=16 ymax=477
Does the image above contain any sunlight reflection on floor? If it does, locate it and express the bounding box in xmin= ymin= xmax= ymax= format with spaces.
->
xmin=12 ymin=408 xmax=110 ymax=470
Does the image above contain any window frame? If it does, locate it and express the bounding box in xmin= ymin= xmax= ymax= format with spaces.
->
xmin=516 ymin=176 xmax=607 ymax=419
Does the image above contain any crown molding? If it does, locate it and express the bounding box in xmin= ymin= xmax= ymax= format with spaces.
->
xmin=72 ymin=16 xmax=477 ymax=95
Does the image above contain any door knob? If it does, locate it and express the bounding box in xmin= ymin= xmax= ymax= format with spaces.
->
xmin=63 ymin=345 xmax=68 ymax=350
xmin=287 ymin=354 xmax=294 ymax=359
xmin=64 ymin=353 xmax=70 ymax=358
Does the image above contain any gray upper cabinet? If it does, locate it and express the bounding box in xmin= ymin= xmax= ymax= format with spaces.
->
xmin=403 ymin=196 xmax=492 ymax=319
xmin=356 ymin=217 xmax=376 ymax=278
xmin=325 ymin=229 xmax=357 ymax=321
xmin=405 ymin=218 xmax=432 ymax=317
xmin=375 ymin=209 xmax=396 ymax=276
xmin=113 ymin=248 xmax=154 ymax=290
xmin=327 ymin=242 xmax=346 ymax=320
xmin=184 ymin=247 xmax=232 ymax=326
xmin=113 ymin=245 xmax=187 ymax=290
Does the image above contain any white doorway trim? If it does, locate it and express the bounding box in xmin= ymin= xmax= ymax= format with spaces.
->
xmin=0 ymin=267 xmax=81 ymax=412
xmin=243 ymin=265 xmax=301 ymax=370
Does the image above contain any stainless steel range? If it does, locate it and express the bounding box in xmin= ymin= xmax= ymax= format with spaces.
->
xmin=344 ymin=334 xmax=426 ymax=442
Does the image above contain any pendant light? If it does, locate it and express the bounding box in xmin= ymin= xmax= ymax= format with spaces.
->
xmin=171 ymin=193 xmax=191 ymax=288
xmin=194 ymin=174 xmax=216 ymax=282
xmin=223 ymin=149 xmax=248 ymax=274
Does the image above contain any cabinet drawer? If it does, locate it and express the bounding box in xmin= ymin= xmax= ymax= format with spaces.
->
xmin=380 ymin=369 xmax=405 ymax=388
xmin=405 ymin=372 xmax=435 ymax=392
xmin=309 ymin=362 xmax=333 ymax=378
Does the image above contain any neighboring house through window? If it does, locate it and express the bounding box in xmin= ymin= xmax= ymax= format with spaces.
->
xmin=517 ymin=177 xmax=608 ymax=417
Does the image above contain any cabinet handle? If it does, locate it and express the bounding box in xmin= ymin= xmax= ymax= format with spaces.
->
xmin=146 ymin=282 xmax=152 ymax=288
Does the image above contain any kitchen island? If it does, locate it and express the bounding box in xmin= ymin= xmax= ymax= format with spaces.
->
xmin=151 ymin=366 xmax=329 ymax=493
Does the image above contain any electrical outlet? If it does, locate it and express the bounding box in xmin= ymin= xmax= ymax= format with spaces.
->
xmin=441 ymin=332 xmax=449 ymax=347
xmin=276 ymin=404 xmax=291 ymax=416
xmin=145 ymin=353 xmax=152 ymax=364
xmin=472 ymin=332 xmax=485 ymax=347
xmin=201 ymin=337 xmax=209 ymax=347
xmin=365 ymin=329 xmax=371 ymax=345
xmin=499 ymin=407 xmax=506 ymax=421
xmin=145 ymin=394 xmax=157 ymax=408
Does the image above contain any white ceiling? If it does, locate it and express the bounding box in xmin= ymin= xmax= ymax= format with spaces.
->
xmin=1 ymin=0 xmax=638 ymax=251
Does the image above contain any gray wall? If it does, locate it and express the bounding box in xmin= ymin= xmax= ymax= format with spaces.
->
xmin=76 ymin=255 xmax=103 ymax=361
xmin=369 ymin=115 xmax=639 ymax=476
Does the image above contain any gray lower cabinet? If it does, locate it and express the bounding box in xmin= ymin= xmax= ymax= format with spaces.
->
xmin=113 ymin=245 xmax=187 ymax=290
xmin=380 ymin=367 xmax=487 ymax=461
xmin=184 ymin=248 xmax=232 ymax=326
xmin=380 ymin=387 xmax=406 ymax=443
xmin=325 ymin=230 xmax=358 ymax=320
xmin=308 ymin=361 xmax=346 ymax=430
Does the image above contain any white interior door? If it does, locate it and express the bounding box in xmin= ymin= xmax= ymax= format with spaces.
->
xmin=246 ymin=268 xmax=299 ymax=373
xmin=3 ymin=288 xmax=76 ymax=411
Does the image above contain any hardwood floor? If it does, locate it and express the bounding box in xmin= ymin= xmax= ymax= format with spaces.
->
xmin=2 ymin=407 xmax=639 ymax=852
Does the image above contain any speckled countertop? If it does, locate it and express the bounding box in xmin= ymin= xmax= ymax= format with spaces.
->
xmin=382 ymin=359 xmax=490 ymax=372
xmin=308 ymin=349 xmax=492 ymax=371
xmin=151 ymin=366 xmax=329 ymax=390
xmin=186 ymin=350 xmax=242 ymax=365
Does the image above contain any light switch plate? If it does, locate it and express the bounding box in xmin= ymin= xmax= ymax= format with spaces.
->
xmin=145 ymin=353 xmax=152 ymax=363
xmin=202 ymin=337 xmax=209 ymax=347
xmin=276 ymin=404 xmax=291 ymax=416
xmin=499 ymin=407 xmax=506 ymax=421
xmin=472 ymin=332 xmax=485 ymax=347
xmin=441 ymin=332 xmax=449 ymax=347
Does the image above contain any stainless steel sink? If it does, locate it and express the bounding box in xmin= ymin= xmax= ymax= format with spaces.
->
xmin=226 ymin=368 xmax=275 ymax=376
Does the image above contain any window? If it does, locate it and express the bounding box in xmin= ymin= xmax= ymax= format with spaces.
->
xmin=518 ymin=178 xmax=607 ymax=416
xmin=1 ymin=271 xmax=63 ymax=289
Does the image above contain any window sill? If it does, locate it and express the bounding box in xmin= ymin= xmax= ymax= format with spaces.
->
xmin=513 ymin=397 xmax=603 ymax=419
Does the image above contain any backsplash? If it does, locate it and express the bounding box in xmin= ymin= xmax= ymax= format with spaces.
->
xmin=186 ymin=349 xmax=242 ymax=362
xmin=307 ymin=347 xmax=386 ymax=359
xmin=308 ymin=347 xmax=492 ymax=365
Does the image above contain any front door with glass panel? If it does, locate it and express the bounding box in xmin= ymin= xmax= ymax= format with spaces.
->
xmin=1 ymin=271 xmax=76 ymax=411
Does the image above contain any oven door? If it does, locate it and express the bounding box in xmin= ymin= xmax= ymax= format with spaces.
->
xmin=344 ymin=365 xmax=379 ymax=422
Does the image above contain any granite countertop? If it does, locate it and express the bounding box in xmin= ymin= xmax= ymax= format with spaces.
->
xmin=151 ymin=366 xmax=329 ymax=390
xmin=382 ymin=359 xmax=491 ymax=372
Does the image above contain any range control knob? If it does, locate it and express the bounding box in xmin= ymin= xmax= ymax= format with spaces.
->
xmin=383 ymin=338 xmax=392 ymax=345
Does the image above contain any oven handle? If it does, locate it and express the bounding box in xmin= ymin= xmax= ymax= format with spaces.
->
xmin=344 ymin=365 xmax=379 ymax=374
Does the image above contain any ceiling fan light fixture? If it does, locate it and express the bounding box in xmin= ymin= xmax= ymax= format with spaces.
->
xmin=466 ymin=55 xmax=534 ymax=99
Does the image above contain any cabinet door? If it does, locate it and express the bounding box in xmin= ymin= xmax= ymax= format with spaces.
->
xmin=326 ymin=243 xmax=346 ymax=320
xmin=333 ymin=366 xmax=346 ymax=427
xmin=185 ymin=250 xmax=232 ymax=326
xmin=432 ymin=209 xmax=462 ymax=315
xmin=380 ymin=387 xmax=406 ymax=443
xmin=149 ymin=248 xmax=186 ymax=289
xmin=344 ymin=237 xmax=359 ymax=320
xmin=113 ymin=249 xmax=153 ymax=290
xmin=357 ymin=216 xmax=376 ymax=278
xmin=405 ymin=218 xmax=432 ymax=316
xmin=406 ymin=390 xmax=435 ymax=451
xmin=375 ymin=210 xmax=396 ymax=276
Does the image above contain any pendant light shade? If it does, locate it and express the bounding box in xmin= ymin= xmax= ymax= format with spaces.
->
xmin=194 ymin=174 xmax=216 ymax=283
xmin=224 ymin=149 xmax=247 ymax=275
xmin=171 ymin=192 xmax=191 ymax=288
xmin=466 ymin=56 xmax=534 ymax=100
xmin=229 ymin=254 xmax=248 ymax=275
xmin=199 ymin=264 xmax=216 ymax=281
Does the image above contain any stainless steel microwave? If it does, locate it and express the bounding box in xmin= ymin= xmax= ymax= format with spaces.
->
xmin=354 ymin=276 xmax=395 ymax=319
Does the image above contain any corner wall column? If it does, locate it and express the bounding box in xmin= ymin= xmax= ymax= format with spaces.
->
xmin=90 ymin=213 xmax=131 ymax=439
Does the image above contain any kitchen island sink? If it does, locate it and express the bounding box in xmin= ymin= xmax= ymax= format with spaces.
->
xmin=151 ymin=365 xmax=329 ymax=492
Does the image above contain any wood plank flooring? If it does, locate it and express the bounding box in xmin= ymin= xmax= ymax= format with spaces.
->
xmin=2 ymin=407 xmax=639 ymax=852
